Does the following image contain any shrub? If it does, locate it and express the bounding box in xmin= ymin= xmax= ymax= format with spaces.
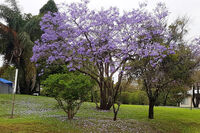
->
xmin=137 ymin=91 xmax=148 ymax=105
xmin=42 ymin=72 xmax=93 ymax=120
xmin=130 ymin=91 xmax=148 ymax=105
xmin=120 ymin=92 xmax=132 ymax=104
xmin=130 ymin=92 xmax=137 ymax=105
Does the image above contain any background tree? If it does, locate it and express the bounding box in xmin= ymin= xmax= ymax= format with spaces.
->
xmin=153 ymin=17 xmax=195 ymax=107
xmin=155 ymin=85 xmax=188 ymax=106
xmin=127 ymin=17 xmax=200 ymax=119
xmin=40 ymin=0 xmax=58 ymax=14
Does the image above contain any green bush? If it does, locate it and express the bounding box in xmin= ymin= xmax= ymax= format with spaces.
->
xmin=120 ymin=91 xmax=148 ymax=105
xmin=42 ymin=72 xmax=93 ymax=120
xmin=120 ymin=92 xmax=132 ymax=104
xmin=137 ymin=91 xmax=148 ymax=105
xmin=155 ymin=92 xmax=178 ymax=106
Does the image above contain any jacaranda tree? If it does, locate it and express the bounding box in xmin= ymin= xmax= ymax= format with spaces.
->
xmin=32 ymin=1 xmax=175 ymax=110
xmin=126 ymin=16 xmax=200 ymax=119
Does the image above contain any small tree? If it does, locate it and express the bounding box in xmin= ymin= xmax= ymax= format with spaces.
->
xmin=43 ymin=72 xmax=93 ymax=120
xmin=127 ymin=17 xmax=200 ymax=119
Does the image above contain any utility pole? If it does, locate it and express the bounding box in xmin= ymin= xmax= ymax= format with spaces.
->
xmin=191 ymin=85 xmax=193 ymax=110
xmin=10 ymin=68 xmax=18 ymax=118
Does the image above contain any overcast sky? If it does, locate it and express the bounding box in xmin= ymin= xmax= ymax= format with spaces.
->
xmin=0 ymin=0 xmax=200 ymax=66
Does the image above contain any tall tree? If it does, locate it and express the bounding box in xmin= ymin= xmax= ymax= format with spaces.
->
xmin=0 ymin=0 xmax=34 ymax=93
xmin=154 ymin=17 xmax=190 ymax=107
xmin=0 ymin=0 xmax=58 ymax=94
xmin=32 ymin=1 xmax=174 ymax=112
xmin=23 ymin=0 xmax=58 ymax=93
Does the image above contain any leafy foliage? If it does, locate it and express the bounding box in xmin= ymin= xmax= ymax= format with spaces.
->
xmin=39 ymin=0 xmax=58 ymax=14
xmin=127 ymin=17 xmax=200 ymax=119
xmin=0 ymin=65 xmax=15 ymax=82
xmin=120 ymin=91 xmax=148 ymax=105
xmin=42 ymin=72 xmax=93 ymax=119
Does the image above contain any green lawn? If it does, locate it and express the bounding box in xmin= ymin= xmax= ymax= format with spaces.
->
xmin=0 ymin=94 xmax=200 ymax=133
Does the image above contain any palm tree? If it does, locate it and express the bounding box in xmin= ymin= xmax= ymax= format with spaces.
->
xmin=0 ymin=0 xmax=58 ymax=94
xmin=0 ymin=0 xmax=35 ymax=94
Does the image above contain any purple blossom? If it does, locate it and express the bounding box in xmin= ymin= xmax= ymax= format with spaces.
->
xmin=69 ymin=68 xmax=76 ymax=71
xmin=125 ymin=67 xmax=132 ymax=70
xmin=32 ymin=1 xmax=175 ymax=81
xmin=67 ymin=63 xmax=73 ymax=68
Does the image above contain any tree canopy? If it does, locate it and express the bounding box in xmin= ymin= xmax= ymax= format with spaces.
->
xmin=40 ymin=0 xmax=58 ymax=14
xmin=32 ymin=1 xmax=176 ymax=112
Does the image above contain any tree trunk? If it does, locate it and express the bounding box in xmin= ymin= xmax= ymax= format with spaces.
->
xmin=196 ymin=85 xmax=200 ymax=108
xmin=148 ymin=100 xmax=155 ymax=119
xmin=113 ymin=103 xmax=120 ymax=121
xmin=91 ymin=90 xmax=94 ymax=102
xmin=99 ymin=99 xmax=112 ymax=110
xmin=192 ymin=84 xmax=199 ymax=108
xmin=67 ymin=109 xmax=74 ymax=120
xmin=192 ymin=97 xmax=198 ymax=108
xmin=99 ymin=80 xmax=113 ymax=110
xmin=113 ymin=113 xmax=117 ymax=121
xmin=163 ymin=91 xmax=170 ymax=106
xmin=99 ymin=95 xmax=113 ymax=110
xmin=100 ymin=89 xmax=108 ymax=109
xmin=18 ymin=66 xmax=31 ymax=94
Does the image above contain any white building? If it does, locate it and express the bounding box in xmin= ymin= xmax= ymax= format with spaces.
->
xmin=180 ymin=89 xmax=200 ymax=108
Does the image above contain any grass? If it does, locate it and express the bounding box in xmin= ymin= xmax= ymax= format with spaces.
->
xmin=0 ymin=94 xmax=200 ymax=133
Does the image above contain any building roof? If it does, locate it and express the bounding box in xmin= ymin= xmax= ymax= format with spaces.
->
xmin=0 ymin=78 xmax=13 ymax=87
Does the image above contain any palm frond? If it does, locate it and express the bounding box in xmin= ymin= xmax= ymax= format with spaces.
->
xmin=0 ymin=1 xmax=23 ymax=31
xmin=23 ymin=15 xmax=43 ymax=41
xmin=0 ymin=36 xmax=9 ymax=53
xmin=0 ymin=5 xmax=16 ymax=21
xmin=5 ymin=0 xmax=20 ymax=13
xmin=23 ymin=15 xmax=41 ymax=33
xmin=18 ymin=32 xmax=34 ymax=49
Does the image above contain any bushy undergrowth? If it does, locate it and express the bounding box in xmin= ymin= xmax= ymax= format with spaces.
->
xmin=42 ymin=72 xmax=93 ymax=119
xmin=120 ymin=91 xmax=149 ymax=105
